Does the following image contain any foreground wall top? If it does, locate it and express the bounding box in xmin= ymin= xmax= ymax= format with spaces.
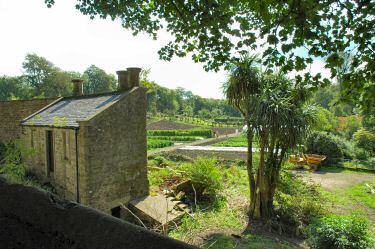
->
xmin=0 ymin=177 xmax=197 ymax=249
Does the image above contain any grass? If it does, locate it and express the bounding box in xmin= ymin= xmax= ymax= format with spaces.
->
xmin=169 ymin=198 xmax=245 ymax=243
xmin=345 ymin=182 xmax=375 ymax=209
xmin=147 ymin=152 xmax=375 ymax=247
xmin=200 ymin=234 xmax=295 ymax=249
xmin=321 ymin=182 xmax=375 ymax=225
xmin=147 ymin=154 xmax=312 ymax=248
xmin=343 ymin=160 xmax=375 ymax=171
xmin=211 ymin=134 xmax=259 ymax=147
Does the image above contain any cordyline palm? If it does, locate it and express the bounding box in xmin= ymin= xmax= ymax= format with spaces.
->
xmin=224 ymin=55 xmax=315 ymax=227
xmin=223 ymin=54 xmax=261 ymax=221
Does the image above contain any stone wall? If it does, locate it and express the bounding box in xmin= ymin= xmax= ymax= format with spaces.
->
xmin=22 ymin=127 xmax=78 ymax=201
xmin=79 ymin=87 xmax=149 ymax=213
xmin=0 ymin=98 xmax=57 ymax=142
xmin=0 ymin=178 xmax=197 ymax=249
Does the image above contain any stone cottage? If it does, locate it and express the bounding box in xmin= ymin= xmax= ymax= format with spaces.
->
xmin=21 ymin=67 xmax=149 ymax=217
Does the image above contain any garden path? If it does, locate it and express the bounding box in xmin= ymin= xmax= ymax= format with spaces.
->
xmin=297 ymin=171 xmax=375 ymax=192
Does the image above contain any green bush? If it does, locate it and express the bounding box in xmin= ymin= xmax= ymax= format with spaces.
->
xmin=147 ymin=136 xmax=199 ymax=141
xmin=305 ymin=213 xmax=374 ymax=249
xmin=275 ymin=170 xmax=327 ymax=231
xmin=355 ymin=149 xmax=369 ymax=161
xmin=0 ymin=142 xmax=6 ymax=161
xmin=0 ymin=140 xmax=38 ymax=183
xmin=147 ymin=139 xmax=174 ymax=149
xmin=331 ymin=135 xmax=355 ymax=160
xmin=353 ymin=129 xmax=375 ymax=155
xmin=147 ymin=129 xmax=213 ymax=138
xmin=153 ymin=155 xmax=166 ymax=166
xmin=306 ymin=132 xmax=343 ymax=165
xmin=184 ymin=157 xmax=223 ymax=196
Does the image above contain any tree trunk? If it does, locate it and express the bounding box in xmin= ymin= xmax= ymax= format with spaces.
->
xmin=246 ymin=120 xmax=256 ymax=209
xmin=247 ymin=131 xmax=277 ymax=224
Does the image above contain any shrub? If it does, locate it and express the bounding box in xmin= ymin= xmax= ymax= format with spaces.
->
xmin=331 ymin=135 xmax=355 ymax=160
xmin=355 ymin=149 xmax=369 ymax=161
xmin=147 ymin=129 xmax=213 ymax=138
xmin=0 ymin=139 xmax=38 ymax=183
xmin=305 ymin=213 xmax=374 ymax=249
xmin=184 ymin=157 xmax=223 ymax=196
xmin=147 ymin=139 xmax=174 ymax=149
xmin=153 ymin=155 xmax=166 ymax=166
xmin=353 ymin=129 xmax=375 ymax=155
xmin=0 ymin=142 xmax=6 ymax=161
xmin=275 ymin=170 xmax=327 ymax=232
xmin=306 ymin=132 xmax=343 ymax=165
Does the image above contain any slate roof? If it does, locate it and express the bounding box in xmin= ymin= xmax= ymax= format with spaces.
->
xmin=22 ymin=92 xmax=125 ymax=128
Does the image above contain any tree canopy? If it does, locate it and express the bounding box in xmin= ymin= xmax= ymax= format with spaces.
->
xmin=46 ymin=0 xmax=375 ymax=109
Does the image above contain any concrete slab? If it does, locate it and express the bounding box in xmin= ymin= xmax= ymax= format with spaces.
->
xmin=129 ymin=194 xmax=183 ymax=225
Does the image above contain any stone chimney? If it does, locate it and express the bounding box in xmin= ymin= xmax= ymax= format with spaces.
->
xmin=127 ymin=67 xmax=142 ymax=88
xmin=72 ymin=79 xmax=83 ymax=96
xmin=116 ymin=70 xmax=130 ymax=92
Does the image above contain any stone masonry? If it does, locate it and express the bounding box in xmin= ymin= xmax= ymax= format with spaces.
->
xmin=0 ymin=98 xmax=57 ymax=142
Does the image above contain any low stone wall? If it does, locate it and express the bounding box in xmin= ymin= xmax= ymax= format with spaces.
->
xmin=0 ymin=98 xmax=57 ymax=142
xmin=0 ymin=178 xmax=197 ymax=249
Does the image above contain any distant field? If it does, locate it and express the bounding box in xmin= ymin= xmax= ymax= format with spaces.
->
xmin=147 ymin=120 xmax=240 ymax=135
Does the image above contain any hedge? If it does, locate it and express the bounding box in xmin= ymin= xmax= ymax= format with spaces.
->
xmin=147 ymin=139 xmax=174 ymax=149
xmin=147 ymin=136 xmax=199 ymax=141
xmin=147 ymin=129 xmax=213 ymax=138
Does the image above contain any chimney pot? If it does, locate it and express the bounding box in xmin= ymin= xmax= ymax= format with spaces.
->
xmin=116 ymin=70 xmax=130 ymax=91
xmin=72 ymin=79 xmax=83 ymax=96
xmin=127 ymin=67 xmax=142 ymax=88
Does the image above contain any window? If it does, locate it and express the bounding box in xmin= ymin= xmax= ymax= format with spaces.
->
xmin=31 ymin=130 xmax=35 ymax=148
xmin=46 ymin=131 xmax=54 ymax=174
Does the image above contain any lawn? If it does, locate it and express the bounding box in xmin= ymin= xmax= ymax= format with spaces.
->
xmin=211 ymin=134 xmax=259 ymax=147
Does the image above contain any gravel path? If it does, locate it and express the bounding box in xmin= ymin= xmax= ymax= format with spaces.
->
xmin=296 ymin=171 xmax=375 ymax=192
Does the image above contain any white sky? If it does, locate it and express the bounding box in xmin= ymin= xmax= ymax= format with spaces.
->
xmin=0 ymin=0 xmax=330 ymax=99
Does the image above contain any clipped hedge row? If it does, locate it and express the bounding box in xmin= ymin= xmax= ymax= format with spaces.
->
xmin=147 ymin=139 xmax=174 ymax=149
xmin=147 ymin=129 xmax=213 ymax=138
xmin=214 ymin=117 xmax=244 ymax=123
xmin=148 ymin=136 xmax=199 ymax=142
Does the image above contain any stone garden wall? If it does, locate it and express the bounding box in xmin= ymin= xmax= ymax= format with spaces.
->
xmin=0 ymin=98 xmax=57 ymax=142
xmin=0 ymin=177 xmax=197 ymax=249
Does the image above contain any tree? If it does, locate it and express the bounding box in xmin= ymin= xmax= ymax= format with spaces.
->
xmin=22 ymin=53 xmax=74 ymax=98
xmin=46 ymin=0 xmax=375 ymax=109
xmin=313 ymin=107 xmax=336 ymax=133
xmin=353 ymin=129 xmax=375 ymax=155
xmin=0 ymin=76 xmax=31 ymax=101
xmin=224 ymin=55 xmax=315 ymax=224
xmin=83 ymin=65 xmax=116 ymax=94
xmin=312 ymin=86 xmax=337 ymax=110
xmin=22 ymin=53 xmax=56 ymax=96
xmin=43 ymin=71 xmax=74 ymax=98
xmin=342 ymin=115 xmax=362 ymax=140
